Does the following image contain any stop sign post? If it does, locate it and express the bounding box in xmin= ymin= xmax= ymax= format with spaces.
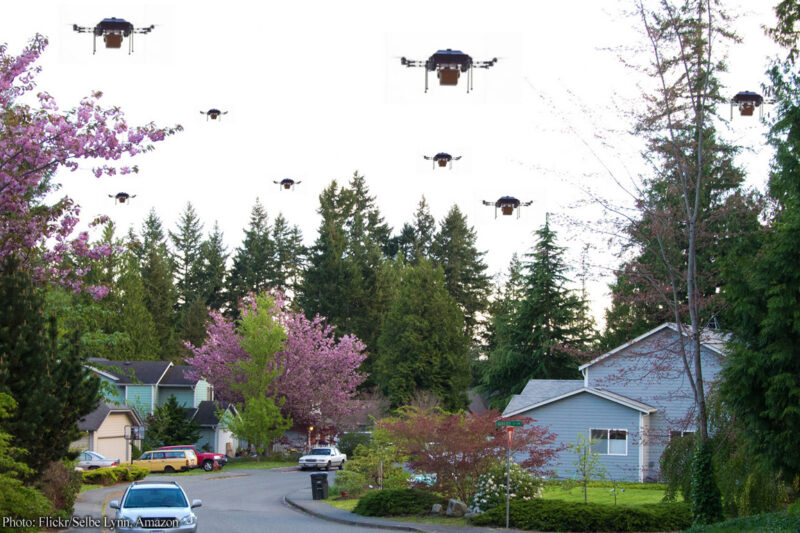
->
xmin=496 ymin=420 xmax=522 ymax=528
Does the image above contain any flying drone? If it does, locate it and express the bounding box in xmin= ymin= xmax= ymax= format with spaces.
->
xmin=424 ymin=153 xmax=461 ymax=169
xmin=201 ymin=108 xmax=228 ymax=121
xmin=110 ymin=192 xmax=136 ymax=204
xmin=482 ymin=196 xmax=533 ymax=219
xmin=274 ymin=178 xmax=301 ymax=190
xmin=400 ymin=49 xmax=498 ymax=93
xmin=730 ymin=91 xmax=765 ymax=119
xmin=73 ymin=18 xmax=155 ymax=55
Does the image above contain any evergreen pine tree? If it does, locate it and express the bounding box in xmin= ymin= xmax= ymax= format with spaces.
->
xmin=376 ymin=260 xmax=469 ymax=411
xmin=194 ymin=222 xmax=228 ymax=312
xmin=169 ymin=203 xmax=204 ymax=311
xmin=227 ymin=199 xmax=274 ymax=313
xmin=0 ymin=257 xmax=100 ymax=477
xmin=144 ymin=395 xmax=201 ymax=447
xmin=430 ymin=205 xmax=491 ymax=338
xmin=116 ymin=252 xmax=160 ymax=360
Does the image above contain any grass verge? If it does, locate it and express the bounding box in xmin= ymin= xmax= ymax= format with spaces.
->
xmin=79 ymin=483 xmax=102 ymax=493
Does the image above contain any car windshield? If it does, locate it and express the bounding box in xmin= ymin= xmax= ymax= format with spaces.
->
xmin=124 ymin=488 xmax=187 ymax=508
xmin=310 ymin=449 xmax=331 ymax=455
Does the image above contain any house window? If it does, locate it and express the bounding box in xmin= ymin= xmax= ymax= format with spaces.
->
xmin=589 ymin=429 xmax=628 ymax=456
xmin=669 ymin=430 xmax=695 ymax=441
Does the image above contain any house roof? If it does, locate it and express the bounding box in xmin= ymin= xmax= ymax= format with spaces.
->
xmin=77 ymin=403 xmax=143 ymax=432
xmin=503 ymin=379 xmax=585 ymax=415
xmin=578 ymin=323 xmax=729 ymax=372
xmin=160 ymin=365 xmax=198 ymax=386
xmin=189 ymin=401 xmax=235 ymax=428
xmin=503 ymin=386 xmax=657 ymax=417
xmin=87 ymin=358 xmax=172 ymax=385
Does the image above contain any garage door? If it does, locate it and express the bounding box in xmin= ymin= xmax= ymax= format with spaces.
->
xmin=96 ymin=437 xmax=129 ymax=463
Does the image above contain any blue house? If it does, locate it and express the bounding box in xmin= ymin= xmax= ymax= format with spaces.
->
xmin=502 ymin=323 xmax=726 ymax=482
xmin=86 ymin=358 xmax=238 ymax=455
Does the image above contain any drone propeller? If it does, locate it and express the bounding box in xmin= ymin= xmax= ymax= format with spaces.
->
xmin=452 ymin=156 xmax=462 ymax=160
xmin=400 ymin=57 xmax=425 ymax=68
xmin=72 ymin=24 xmax=93 ymax=33
xmin=521 ymin=200 xmax=533 ymax=206
xmin=473 ymin=58 xmax=499 ymax=69
xmin=423 ymin=155 xmax=432 ymax=160
xmin=133 ymin=25 xmax=155 ymax=34
xmin=482 ymin=200 xmax=493 ymax=206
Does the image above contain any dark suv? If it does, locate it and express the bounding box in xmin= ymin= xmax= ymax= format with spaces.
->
xmin=157 ymin=445 xmax=227 ymax=472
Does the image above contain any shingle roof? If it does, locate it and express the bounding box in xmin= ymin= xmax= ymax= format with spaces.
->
xmin=88 ymin=359 xmax=171 ymax=385
xmin=77 ymin=403 xmax=142 ymax=432
xmin=503 ymin=379 xmax=584 ymax=415
xmin=503 ymin=384 xmax=657 ymax=417
xmin=190 ymin=401 xmax=233 ymax=427
xmin=160 ymin=365 xmax=198 ymax=386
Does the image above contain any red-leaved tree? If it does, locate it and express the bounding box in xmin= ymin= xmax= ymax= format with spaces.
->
xmin=186 ymin=291 xmax=368 ymax=431
xmin=1 ymin=34 xmax=181 ymax=296
xmin=379 ymin=408 xmax=559 ymax=503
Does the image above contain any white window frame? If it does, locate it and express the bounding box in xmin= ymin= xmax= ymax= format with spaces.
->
xmin=589 ymin=428 xmax=628 ymax=456
xmin=669 ymin=430 xmax=695 ymax=441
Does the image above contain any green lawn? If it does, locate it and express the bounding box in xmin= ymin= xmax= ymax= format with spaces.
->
xmin=541 ymin=485 xmax=674 ymax=505
xmin=79 ymin=483 xmax=102 ymax=493
xmin=325 ymin=498 xmax=469 ymax=527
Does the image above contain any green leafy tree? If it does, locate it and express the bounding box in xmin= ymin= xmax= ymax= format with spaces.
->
xmin=144 ymin=395 xmax=200 ymax=447
xmin=376 ymin=260 xmax=469 ymax=410
xmin=430 ymin=205 xmax=491 ymax=338
xmin=482 ymin=221 xmax=591 ymax=407
xmin=0 ymin=257 xmax=101 ymax=477
xmin=224 ymin=293 xmax=292 ymax=460
xmin=0 ymin=393 xmax=53 ymax=531
xmin=567 ymin=433 xmax=607 ymax=504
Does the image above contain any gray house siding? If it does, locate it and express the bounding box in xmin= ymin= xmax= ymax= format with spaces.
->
xmin=514 ymin=392 xmax=645 ymax=482
xmin=584 ymin=328 xmax=723 ymax=479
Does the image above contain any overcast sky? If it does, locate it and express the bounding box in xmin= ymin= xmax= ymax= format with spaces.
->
xmin=3 ymin=0 xmax=780 ymax=327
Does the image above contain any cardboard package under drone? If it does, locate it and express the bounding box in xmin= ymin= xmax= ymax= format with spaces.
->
xmin=104 ymin=33 xmax=123 ymax=48
xmin=438 ymin=69 xmax=460 ymax=86
xmin=501 ymin=206 xmax=514 ymax=216
xmin=438 ymin=160 xmax=448 ymax=167
xmin=739 ymin=103 xmax=755 ymax=116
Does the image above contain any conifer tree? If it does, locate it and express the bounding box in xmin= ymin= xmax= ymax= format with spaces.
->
xmin=430 ymin=205 xmax=491 ymax=338
xmin=0 ymin=257 xmax=100 ymax=476
xmin=194 ymin=222 xmax=228 ymax=312
xmin=227 ymin=199 xmax=274 ymax=312
xmin=169 ymin=203 xmax=204 ymax=311
xmin=376 ymin=260 xmax=469 ymax=411
xmin=116 ymin=252 xmax=160 ymax=360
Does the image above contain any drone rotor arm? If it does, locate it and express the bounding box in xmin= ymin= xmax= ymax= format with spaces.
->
xmin=400 ymin=57 xmax=425 ymax=68
xmin=423 ymin=156 xmax=432 ymax=160
xmin=133 ymin=25 xmax=155 ymax=34
xmin=482 ymin=201 xmax=493 ymax=206
xmin=521 ymin=201 xmax=533 ymax=207
xmin=73 ymin=24 xmax=93 ymax=33
xmin=453 ymin=156 xmax=462 ymax=160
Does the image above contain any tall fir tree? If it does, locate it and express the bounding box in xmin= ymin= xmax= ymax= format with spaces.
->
xmin=482 ymin=220 xmax=593 ymax=407
xmin=430 ymin=205 xmax=491 ymax=338
xmin=270 ymin=213 xmax=306 ymax=294
xmin=0 ymin=257 xmax=100 ymax=477
xmin=116 ymin=251 xmax=160 ymax=360
xmin=227 ymin=199 xmax=274 ymax=313
xmin=412 ymin=195 xmax=436 ymax=261
xmin=169 ymin=202 xmax=204 ymax=311
xmin=194 ymin=222 xmax=228 ymax=311
xmin=376 ymin=259 xmax=469 ymax=411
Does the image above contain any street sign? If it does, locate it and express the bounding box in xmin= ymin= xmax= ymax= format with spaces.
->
xmin=495 ymin=420 xmax=522 ymax=427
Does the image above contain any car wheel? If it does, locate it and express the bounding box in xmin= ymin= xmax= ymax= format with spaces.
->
xmin=164 ymin=466 xmax=175 ymax=473
xmin=325 ymin=461 xmax=331 ymax=471
xmin=339 ymin=460 xmax=345 ymax=470
xmin=203 ymin=460 xmax=214 ymax=472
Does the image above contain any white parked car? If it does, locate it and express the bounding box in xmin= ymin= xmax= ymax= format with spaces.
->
xmin=298 ymin=447 xmax=347 ymax=470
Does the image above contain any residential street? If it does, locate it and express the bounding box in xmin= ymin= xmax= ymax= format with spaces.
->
xmin=65 ymin=467 xmax=388 ymax=533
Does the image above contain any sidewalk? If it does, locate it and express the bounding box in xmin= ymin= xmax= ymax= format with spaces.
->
xmin=284 ymin=487 xmax=531 ymax=533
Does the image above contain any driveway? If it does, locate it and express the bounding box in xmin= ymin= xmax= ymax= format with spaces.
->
xmin=65 ymin=467 xmax=388 ymax=532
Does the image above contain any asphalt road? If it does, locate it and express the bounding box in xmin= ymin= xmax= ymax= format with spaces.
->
xmin=66 ymin=467 xmax=388 ymax=533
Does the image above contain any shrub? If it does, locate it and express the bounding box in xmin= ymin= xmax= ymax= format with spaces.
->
xmin=338 ymin=432 xmax=372 ymax=458
xmin=469 ymin=499 xmax=692 ymax=532
xmin=353 ymin=489 xmax=447 ymax=517
xmin=81 ymin=465 xmax=149 ymax=485
xmin=36 ymin=460 xmax=82 ymax=515
xmin=470 ymin=462 xmax=543 ymax=513
xmin=340 ymin=429 xmax=408 ymax=490
xmin=683 ymin=503 xmax=800 ymax=532
xmin=334 ymin=469 xmax=368 ymax=498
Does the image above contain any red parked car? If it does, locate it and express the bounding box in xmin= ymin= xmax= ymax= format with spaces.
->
xmin=157 ymin=445 xmax=227 ymax=472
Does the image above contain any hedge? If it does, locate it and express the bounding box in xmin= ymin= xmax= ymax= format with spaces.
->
xmin=81 ymin=465 xmax=149 ymax=485
xmin=353 ymin=489 xmax=446 ymax=517
xmin=469 ymin=499 xmax=692 ymax=532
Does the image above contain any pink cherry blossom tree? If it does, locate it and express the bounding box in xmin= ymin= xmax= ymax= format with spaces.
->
xmin=186 ymin=291 xmax=368 ymax=431
xmin=1 ymin=34 xmax=181 ymax=297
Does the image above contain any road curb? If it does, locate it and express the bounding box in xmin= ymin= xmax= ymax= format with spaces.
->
xmin=283 ymin=494 xmax=423 ymax=532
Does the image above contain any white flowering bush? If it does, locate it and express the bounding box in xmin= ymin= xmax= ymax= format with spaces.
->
xmin=469 ymin=462 xmax=543 ymax=514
